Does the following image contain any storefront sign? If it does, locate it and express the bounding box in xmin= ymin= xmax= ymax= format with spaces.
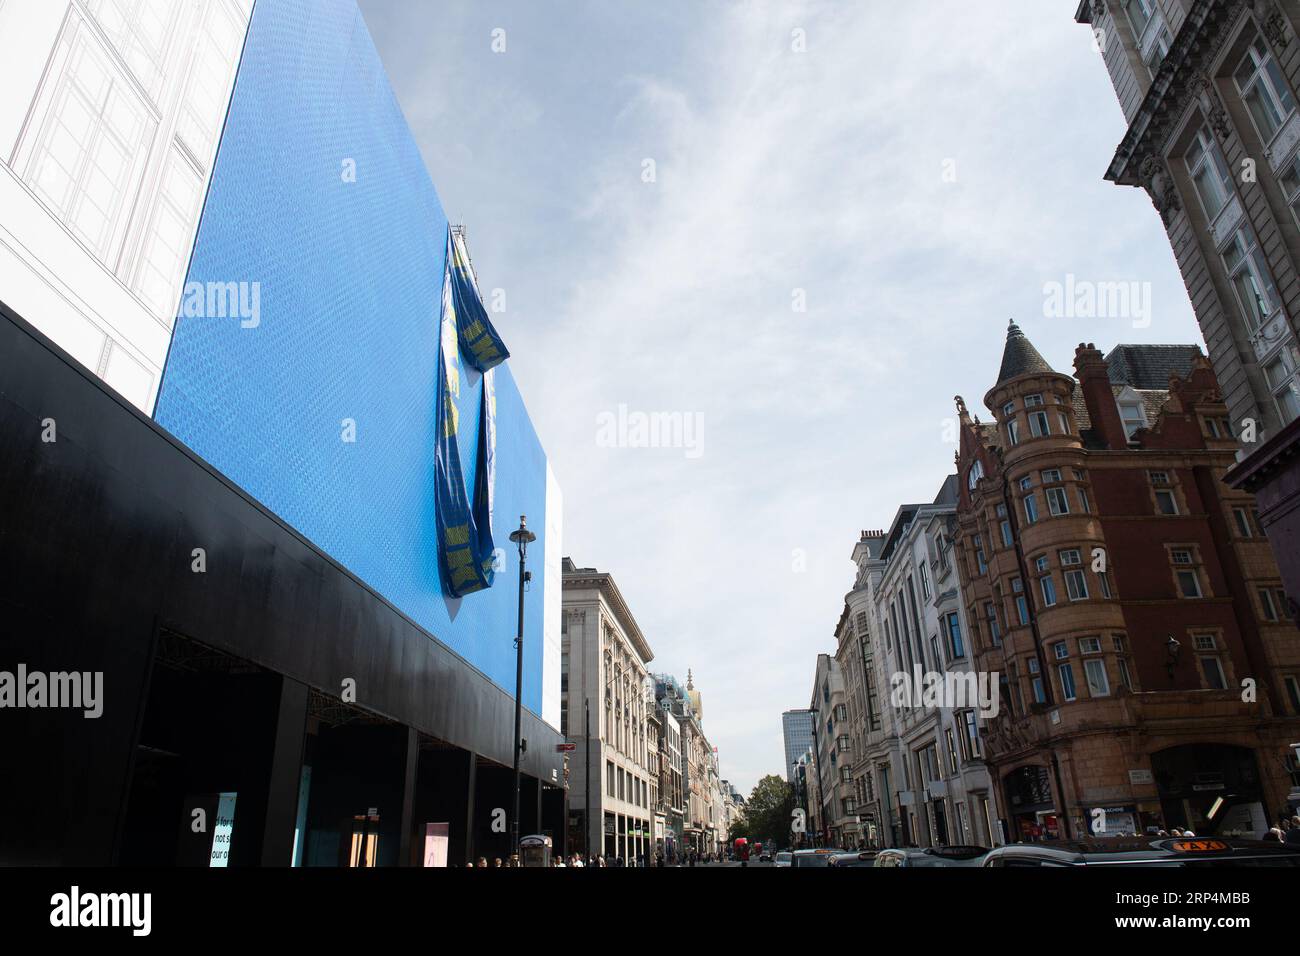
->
xmin=423 ymin=823 xmax=449 ymax=867
xmin=209 ymin=792 xmax=237 ymax=868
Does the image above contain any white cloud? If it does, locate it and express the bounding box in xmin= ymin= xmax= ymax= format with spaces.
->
xmin=361 ymin=0 xmax=1200 ymax=795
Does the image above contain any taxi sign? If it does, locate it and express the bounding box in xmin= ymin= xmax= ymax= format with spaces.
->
xmin=1170 ymin=839 xmax=1228 ymax=853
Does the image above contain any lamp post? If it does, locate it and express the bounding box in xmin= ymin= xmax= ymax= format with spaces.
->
xmin=509 ymin=515 xmax=536 ymax=860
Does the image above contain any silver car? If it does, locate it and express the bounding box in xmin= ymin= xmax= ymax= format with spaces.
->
xmin=772 ymin=851 xmax=793 ymax=867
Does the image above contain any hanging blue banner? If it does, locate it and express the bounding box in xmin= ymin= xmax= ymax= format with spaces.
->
xmin=435 ymin=227 xmax=505 ymax=597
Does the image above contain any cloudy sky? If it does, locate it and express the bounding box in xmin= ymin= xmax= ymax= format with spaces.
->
xmin=358 ymin=0 xmax=1201 ymax=795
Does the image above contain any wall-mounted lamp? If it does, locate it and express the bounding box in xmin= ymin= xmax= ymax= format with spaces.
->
xmin=1165 ymin=635 xmax=1181 ymax=681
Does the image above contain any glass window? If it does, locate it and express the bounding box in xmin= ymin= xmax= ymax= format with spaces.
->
xmin=945 ymin=612 xmax=965 ymax=659
xmin=1058 ymin=663 xmax=1077 ymax=701
xmin=173 ymin=0 xmax=247 ymax=169
xmin=1279 ymin=151 xmax=1300 ymax=228
xmin=1030 ymin=411 xmax=1051 ymax=437
xmin=1260 ymin=588 xmax=1279 ymax=621
xmin=134 ymin=150 xmax=202 ymax=320
xmin=24 ymin=24 xmax=156 ymax=263
xmin=1123 ymin=0 xmax=1154 ymax=36
xmin=1234 ymin=35 xmax=1297 ymax=143
xmin=1024 ymin=494 xmax=1039 ymax=525
xmin=1084 ymin=659 xmax=1110 ymax=697
xmin=1144 ymin=24 xmax=1173 ymax=75
xmin=1177 ymin=569 xmax=1203 ymax=599
xmin=85 ymin=0 xmax=179 ymax=101
xmin=1184 ymin=125 xmax=1234 ymax=220
xmin=1047 ymin=487 xmax=1070 ymax=516
xmin=1221 ymin=227 xmax=1281 ymax=331
xmin=1155 ymin=489 xmax=1178 ymax=515
xmin=1039 ymin=575 xmax=1057 ymax=607
xmin=1200 ymin=656 xmax=1227 ymax=690
xmin=1065 ymin=569 xmax=1089 ymax=601
xmin=1120 ymin=401 xmax=1146 ymax=439
xmin=1263 ymin=350 xmax=1300 ymax=425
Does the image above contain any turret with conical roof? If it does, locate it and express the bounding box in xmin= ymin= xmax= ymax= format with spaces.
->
xmin=996 ymin=320 xmax=1056 ymax=385
xmin=983 ymin=320 xmax=1081 ymax=466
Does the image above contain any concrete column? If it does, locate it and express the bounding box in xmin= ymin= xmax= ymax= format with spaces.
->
xmin=397 ymin=727 xmax=418 ymax=865
xmin=260 ymin=676 xmax=308 ymax=866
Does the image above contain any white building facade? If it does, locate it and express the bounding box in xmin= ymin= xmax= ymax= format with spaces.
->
xmin=850 ymin=477 xmax=998 ymax=849
xmin=0 ymin=0 xmax=253 ymax=412
xmin=561 ymin=558 xmax=656 ymax=862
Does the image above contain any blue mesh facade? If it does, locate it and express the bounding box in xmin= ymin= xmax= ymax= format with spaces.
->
xmin=154 ymin=0 xmax=546 ymax=714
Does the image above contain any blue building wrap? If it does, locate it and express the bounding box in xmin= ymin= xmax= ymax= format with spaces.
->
xmin=154 ymin=0 xmax=548 ymax=715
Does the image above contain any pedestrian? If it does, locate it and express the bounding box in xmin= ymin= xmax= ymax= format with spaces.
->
xmin=493 ymin=857 xmax=503 ymax=868
xmin=1264 ymin=827 xmax=1285 ymax=843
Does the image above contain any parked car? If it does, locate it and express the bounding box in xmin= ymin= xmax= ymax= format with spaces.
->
xmin=772 ymin=851 xmax=793 ymax=868
xmin=981 ymin=837 xmax=1300 ymax=867
xmin=790 ymin=848 xmax=838 ymax=867
xmin=828 ymin=850 xmax=877 ymax=867
xmin=873 ymin=845 xmax=989 ymax=867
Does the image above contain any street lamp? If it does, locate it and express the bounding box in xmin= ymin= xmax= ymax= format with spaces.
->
xmin=509 ymin=515 xmax=536 ymax=860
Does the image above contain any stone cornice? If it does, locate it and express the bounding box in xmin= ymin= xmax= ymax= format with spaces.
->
xmin=1107 ymin=0 xmax=1252 ymax=187
xmin=562 ymin=571 xmax=654 ymax=663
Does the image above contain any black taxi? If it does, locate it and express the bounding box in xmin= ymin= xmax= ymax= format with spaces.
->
xmin=981 ymin=836 xmax=1300 ymax=867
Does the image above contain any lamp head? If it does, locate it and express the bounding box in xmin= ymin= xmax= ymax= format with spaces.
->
xmin=509 ymin=515 xmax=537 ymax=556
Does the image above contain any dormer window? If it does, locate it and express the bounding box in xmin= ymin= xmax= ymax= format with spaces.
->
xmin=967 ymin=459 xmax=984 ymax=491
xmin=1117 ymin=388 xmax=1148 ymax=439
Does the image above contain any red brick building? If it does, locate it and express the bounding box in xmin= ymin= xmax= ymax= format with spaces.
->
xmin=953 ymin=322 xmax=1300 ymax=842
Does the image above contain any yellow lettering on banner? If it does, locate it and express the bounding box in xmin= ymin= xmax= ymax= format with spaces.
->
xmin=451 ymin=564 xmax=479 ymax=588
xmin=465 ymin=320 xmax=485 ymax=340
xmin=443 ymin=396 xmax=459 ymax=437
xmin=445 ymin=524 xmax=471 ymax=547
